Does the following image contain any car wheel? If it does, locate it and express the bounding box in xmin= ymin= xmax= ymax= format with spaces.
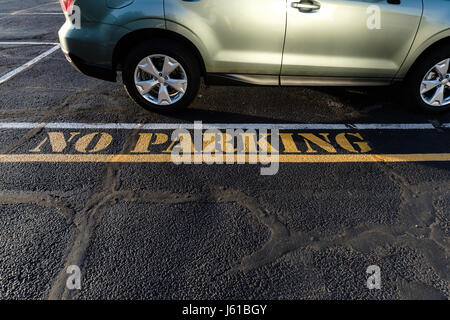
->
xmin=406 ymin=45 xmax=450 ymax=113
xmin=122 ymin=39 xmax=200 ymax=112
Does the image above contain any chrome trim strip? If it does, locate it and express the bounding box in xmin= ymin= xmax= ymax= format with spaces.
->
xmin=207 ymin=74 xmax=394 ymax=87
xmin=212 ymin=74 xmax=279 ymax=86
xmin=281 ymin=76 xmax=392 ymax=86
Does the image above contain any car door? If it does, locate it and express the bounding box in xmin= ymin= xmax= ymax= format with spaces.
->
xmin=164 ymin=0 xmax=286 ymax=78
xmin=281 ymin=0 xmax=423 ymax=84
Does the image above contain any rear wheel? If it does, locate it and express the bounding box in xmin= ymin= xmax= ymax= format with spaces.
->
xmin=123 ymin=40 xmax=200 ymax=112
xmin=406 ymin=45 xmax=450 ymax=113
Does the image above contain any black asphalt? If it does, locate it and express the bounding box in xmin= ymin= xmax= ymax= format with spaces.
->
xmin=0 ymin=0 xmax=448 ymax=301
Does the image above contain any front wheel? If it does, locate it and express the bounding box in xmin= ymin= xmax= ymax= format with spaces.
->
xmin=122 ymin=40 xmax=200 ymax=112
xmin=406 ymin=46 xmax=450 ymax=113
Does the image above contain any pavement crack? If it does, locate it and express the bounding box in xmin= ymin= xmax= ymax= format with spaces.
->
xmin=213 ymin=181 xmax=449 ymax=285
xmin=46 ymin=127 xmax=201 ymax=299
xmin=0 ymin=86 xmax=97 ymax=155
xmin=212 ymin=187 xmax=311 ymax=273
xmin=47 ymin=127 xmax=135 ymax=300
xmin=0 ymin=191 xmax=75 ymax=224
xmin=373 ymin=163 xmax=450 ymax=279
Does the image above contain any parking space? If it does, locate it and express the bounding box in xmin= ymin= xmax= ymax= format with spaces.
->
xmin=0 ymin=0 xmax=60 ymax=14
xmin=0 ymin=44 xmax=55 ymax=75
xmin=0 ymin=1 xmax=448 ymax=301
xmin=0 ymin=12 xmax=63 ymax=41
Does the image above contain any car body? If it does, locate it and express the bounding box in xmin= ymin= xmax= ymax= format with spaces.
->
xmin=59 ymin=0 xmax=450 ymax=112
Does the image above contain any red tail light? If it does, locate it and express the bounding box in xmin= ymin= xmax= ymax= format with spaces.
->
xmin=59 ymin=0 xmax=74 ymax=13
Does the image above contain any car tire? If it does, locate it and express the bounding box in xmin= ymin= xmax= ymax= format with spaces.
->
xmin=122 ymin=39 xmax=200 ymax=112
xmin=406 ymin=44 xmax=450 ymax=113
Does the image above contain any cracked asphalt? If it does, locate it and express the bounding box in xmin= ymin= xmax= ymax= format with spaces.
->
xmin=0 ymin=0 xmax=449 ymax=301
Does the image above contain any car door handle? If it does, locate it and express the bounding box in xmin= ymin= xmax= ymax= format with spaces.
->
xmin=291 ymin=1 xmax=321 ymax=11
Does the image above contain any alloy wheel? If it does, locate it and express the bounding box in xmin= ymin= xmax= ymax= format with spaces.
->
xmin=134 ymin=54 xmax=188 ymax=106
xmin=420 ymin=58 xmax=450 ymax=107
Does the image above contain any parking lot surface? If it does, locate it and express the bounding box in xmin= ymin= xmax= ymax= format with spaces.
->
xmin=0 ymin=0 xmax=449 ymax=300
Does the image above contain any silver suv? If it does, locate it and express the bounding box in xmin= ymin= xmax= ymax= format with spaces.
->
xmin=59 ymin=0 xmax=450 ymax=113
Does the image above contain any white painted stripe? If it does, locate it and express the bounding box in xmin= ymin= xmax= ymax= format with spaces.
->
xmin=0 ymin=122 xmax=448 ymax=130
xmin=351 ymin=123 xmax=436 ymax=130
xmin=0 ymin=41 xmax=59 ymax=46
xmin=9 ymin=1 xmax=59 ymax=15
xmin=199 ymin=123 xmax=351 ymax=130
xmin=0 ymin=44 xmax=60 ymax=85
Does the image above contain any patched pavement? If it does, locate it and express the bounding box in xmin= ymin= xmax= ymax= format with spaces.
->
xmin=0 ymin=0 xmax=448 ymax=300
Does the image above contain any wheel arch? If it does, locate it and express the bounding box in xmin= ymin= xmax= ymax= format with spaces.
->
xmin=402 ymin=34 xmax=450 ymax=80
xmin=112 ymin=28 xmax=206 ymax=77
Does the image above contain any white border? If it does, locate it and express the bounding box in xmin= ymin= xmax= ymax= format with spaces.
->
xmin=0 ymin=122 xmax=447 ymax=130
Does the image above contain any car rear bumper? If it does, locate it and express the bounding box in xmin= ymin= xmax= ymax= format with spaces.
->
xmin=58 ymin=20 xmax=128 ymax=82
xmin=61 ymin=48 xmax=117 ymax=82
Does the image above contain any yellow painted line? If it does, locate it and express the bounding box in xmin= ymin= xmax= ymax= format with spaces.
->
xmin=0 ymin=153 xmax=450 ymax=163
xmin=279 ymin=153 xmax=450 ymax=163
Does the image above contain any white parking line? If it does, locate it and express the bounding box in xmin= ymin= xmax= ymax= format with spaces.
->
xmin=0 ymin=122 xmax=447 ymax=130
xmin=0 ymin=1 xmax=61 ymax=20
xmin=9 ymin=1 xmax=59 ymax=15
xmin=0 ymin=44 xmax=60 ymax=85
